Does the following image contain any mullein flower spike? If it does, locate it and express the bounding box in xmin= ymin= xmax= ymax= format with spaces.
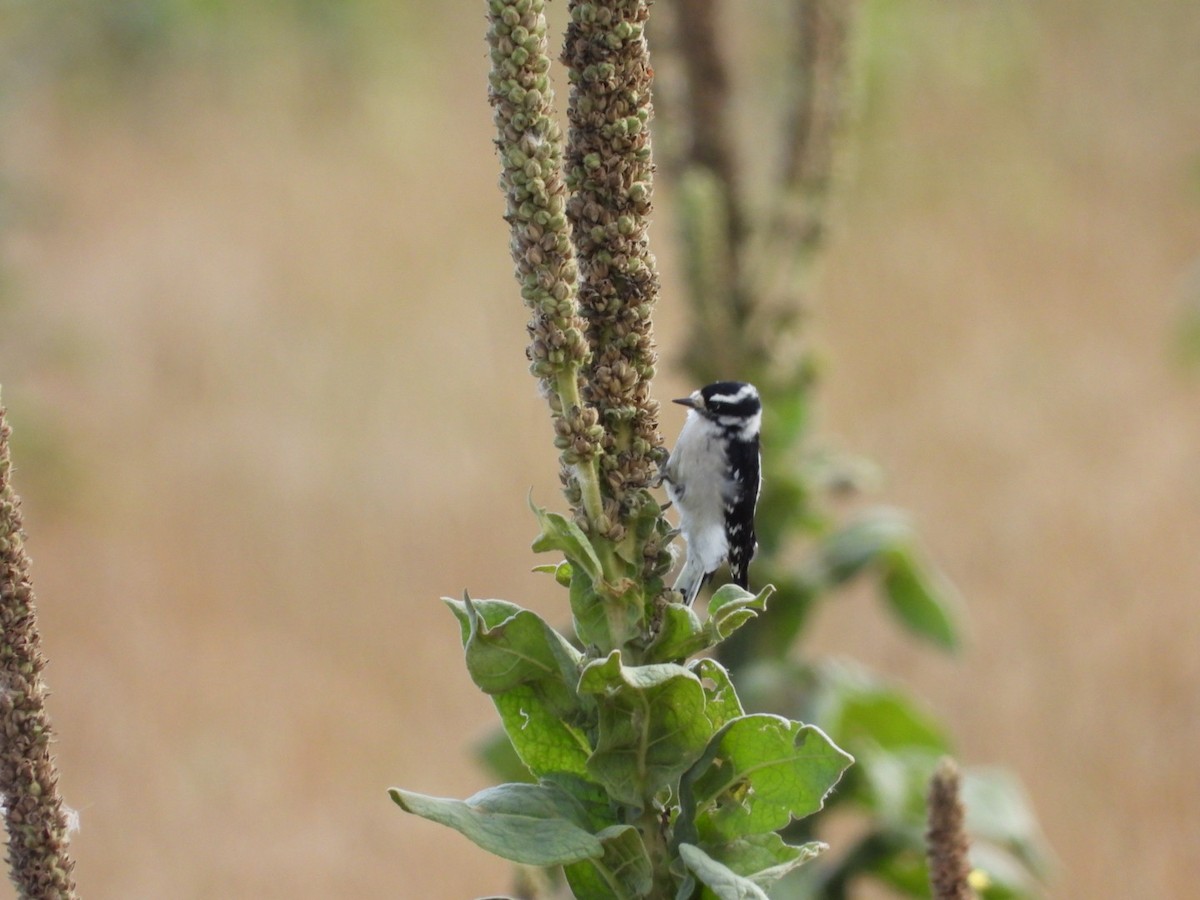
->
xmin=565 ymin=0 xmax=664 ymax=534
xmin=488 ymin=0 xmax=604 ymax=526
xmin=0 ymin=401 xmax=79 ymax=899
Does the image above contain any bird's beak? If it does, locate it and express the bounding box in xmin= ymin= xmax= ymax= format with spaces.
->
xmin=673 ymin=396 xmax=698 ymax=409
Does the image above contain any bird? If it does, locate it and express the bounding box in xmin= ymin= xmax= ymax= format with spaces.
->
xmin=661 ymin=381 xmax=762 ymax=604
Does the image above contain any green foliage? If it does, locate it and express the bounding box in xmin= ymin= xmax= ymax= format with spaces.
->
xmin=388 ymin=782 xmax=606 ymax=868
xmin=392 ymin=502 xmax=853 ymax=897
xmin=679 ymin=716 xmax=852 ymax=845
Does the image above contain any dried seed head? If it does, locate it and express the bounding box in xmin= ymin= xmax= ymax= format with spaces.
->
xmin=563 ymin=0 xmax=664 ymax=522
xmin=0 ymin=403 xmax=78 ymax=898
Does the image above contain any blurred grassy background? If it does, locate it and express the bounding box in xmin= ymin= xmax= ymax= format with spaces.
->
xmin=1 ymin=0 xmax=1197 ymax=896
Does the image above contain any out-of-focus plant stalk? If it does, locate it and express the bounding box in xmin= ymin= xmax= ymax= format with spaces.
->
xmin=0 ymin=396 xmax=78 ymax=900
xmin=659 ymin=0 xmax=855 ymax=386
xmin=657 ymin=0 xmax=749 ymax=382
xmin=926 ymin=758 xmax=977 ymax=900
xmin=749 ymin=0 xmax=855 ymax=335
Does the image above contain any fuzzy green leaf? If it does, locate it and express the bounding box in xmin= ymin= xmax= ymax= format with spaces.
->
xmin=691 ymin=658 xmax=745 ymax=732
xmin=578 ymin=651 xmax=712 ymax=807
xmin=530 ymin=501 xmax=604 ymax=583
xmin=446 ymin=596 xmax=524 ymax=645
xmin=701 ymin=832 xmax=826 ymax=888
xmin=493 ymin=685 xmax=592 ymax=779
xmin=565 ymin=559 xmax=645 ymax=652
xmin=645 ymin=602 xmax=706 ymax=662
xmin=678 ymin=843 xmax=769 ymax=900
xmin=532 ymin=561 xmax=574 ymax=586
xmin=677 ymin=831 xmax=826 ymax=900
xmin=682 ymin=715 xmax=853 ymax=842
xmin=705 ymin=583 xmax=773 ymax=642
xmin=445 ymin=596 xmax=582 ymax=715
xmin=563 ymin=825 xmax=654 ymax=899
xmin=645 ymin=585 xmax=772 ymax=664
xmin=568 ymin=563 xmax=610 ymax=649
xmin=388 ymin=782 xmax=603 ymax=867
xmin=880 ymin=546 xmax=961 ymax=651
xmin=530 ymin=499 xmax=644 ymax=650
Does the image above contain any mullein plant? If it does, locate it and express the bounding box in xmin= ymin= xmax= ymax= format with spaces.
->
xmin=652 ymin=0 xmax=1050 ymax=897
xmin=0 ymin=394 xmax=79 ymax=899
xmin=389 ymin=1 xmax=857 ymax=898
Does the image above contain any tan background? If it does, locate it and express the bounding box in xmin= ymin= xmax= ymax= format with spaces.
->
xmin=1 ymin=0 xmax=1197 ymax=896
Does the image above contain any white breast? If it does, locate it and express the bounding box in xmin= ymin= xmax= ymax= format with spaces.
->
xmin=665 ymin=412 xmax=731 ymax=574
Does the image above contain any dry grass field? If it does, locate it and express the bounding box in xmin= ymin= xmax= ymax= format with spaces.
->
xmin=1 ymin=1 xmax=1197 ymax=896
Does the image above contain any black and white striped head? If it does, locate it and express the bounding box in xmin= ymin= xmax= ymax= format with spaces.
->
xmin=674 ymin=381 xmax=762 ymax=442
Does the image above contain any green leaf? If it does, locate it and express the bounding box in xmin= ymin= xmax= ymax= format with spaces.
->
xmin=816 ymin=662 xmax=952 ymax=754
xmin=807 ymin=508 xmax=963 ymax=650
xmin=858 ymin=838 xmax=930 ymax=897
xmin=446 ymin=596 xmax=583 ymax=716
xmin=578 ymin=651 xmax=713 ymax=807
xmin=565 ymin=560 xmax=645 ymax=651
xmin=881 ymin=546 xmax=961 ymax=651
xmin=563 ymin=825 xmax=654 ymax=899
xmin=715 ymin=574 xmax=816 ymax=668
xmin=702 ymin=832 xmax=826 ymax=889
xmin=493 ymin=685 xmax=592 ymax=779
xmin=706 ymin=583 xmax=774 ymax=643
xmin=691 ymin=658 xmax=745 ymax=732
xmin=530 ymin=500 xmax=603 ymax=583
xmin=645 ymin=586 xmax=773 ymax=664
xmin=678 ymin=843 xmax=769 ymax=900
xmin=762 ymin=381 xmax=811 ymax=449
xmin=645 ymin=602 xmax=707 ymax=662
xmin=533 ymin=561 xmax=573 ymax=586
xmin=682 ymin=715 xmax=853 ymax=842
xmin=445 ymin=596 xmax=524 ymax=645
xmin=754 ymin=469 xmax=813 ymax=556
xmin=388 ymin=781 xmax=603 ymax=867
xmin=529 ymin=499 xmax=645 ymax=651
xmin=962 ymin=768 xmax=1052 ymax=876
xmin=569 ymin=562 xmax=610 ymax=649
xmin=813 ymin=507 xmax=911 ymax=585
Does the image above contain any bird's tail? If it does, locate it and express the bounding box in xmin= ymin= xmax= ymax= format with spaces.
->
xmin=672 ymin=553 xmax=710 ymax=606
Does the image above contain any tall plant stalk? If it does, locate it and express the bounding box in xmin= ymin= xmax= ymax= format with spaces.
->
xmin=0 ymin=395 xmax=78 ymax=900
xmin=391 ymin=3 xmax=857 ymax=897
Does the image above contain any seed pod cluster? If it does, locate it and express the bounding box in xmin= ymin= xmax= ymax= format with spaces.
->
xmin=564 ymin=0 xmax=664 ymax=536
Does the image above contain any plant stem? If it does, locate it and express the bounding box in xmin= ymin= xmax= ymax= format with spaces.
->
xmin=634 ymin=803 xmax=671 ymax=897
xmin=556 ymin=368 xmax=606 ymax=533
